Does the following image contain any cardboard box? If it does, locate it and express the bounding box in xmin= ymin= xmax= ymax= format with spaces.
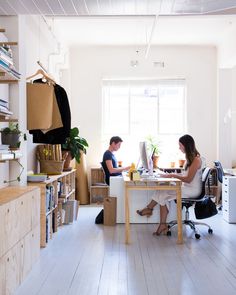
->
xmin=104 ymin=196 xmax=117 ymax=226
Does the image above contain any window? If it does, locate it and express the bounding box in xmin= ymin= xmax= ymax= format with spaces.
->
xmin=102 ymin=79 xmax=186 ymax=166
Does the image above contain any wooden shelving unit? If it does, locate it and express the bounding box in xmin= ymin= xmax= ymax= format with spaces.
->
xmin=90 ymin=167 xmax=109 ymax=203
xmin=0 ymin=186 xmax=40 ymax=295
xmin=28 ymin=169 xmax=77 ymax=247
xmin=0 ymin=28 xmax=20 ymax=178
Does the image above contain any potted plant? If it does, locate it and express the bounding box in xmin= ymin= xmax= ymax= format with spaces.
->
xmin=1 ymin=123 xmax=26 ymax=149
xmin=146 ymin=135 xmax=160 ymax=169
xmin=61 ymin=127 xmax=89 ymax=170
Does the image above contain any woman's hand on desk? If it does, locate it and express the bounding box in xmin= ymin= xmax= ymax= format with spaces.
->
xmin=161 ymin=173 xmax=176 ymax=178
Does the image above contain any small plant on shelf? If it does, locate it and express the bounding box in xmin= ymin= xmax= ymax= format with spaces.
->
xmin=61 ymin=127 xmax=89 ymax=170
xmin=1 ymin=122 xmax=27 ymax=149
xmin=146 ymin=135 xmax=161 ymax=168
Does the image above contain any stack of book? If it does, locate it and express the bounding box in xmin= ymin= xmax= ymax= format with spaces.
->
xmin=0 ymin=99 xmax=13 ymax=115
xmin=0 ymin=44 xmax=21 ymax=79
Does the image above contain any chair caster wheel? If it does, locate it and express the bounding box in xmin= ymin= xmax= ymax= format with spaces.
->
xmin=195 ymin=233 xmax=201 ymax=239
xmin=167 ymin=231 xmax=171 ymax=236
xmin=208 ymin=228 xmax=213 ymax=234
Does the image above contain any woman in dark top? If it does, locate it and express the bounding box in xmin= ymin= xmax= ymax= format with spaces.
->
xmin=102 ymin=136 xmax=130 ymax=185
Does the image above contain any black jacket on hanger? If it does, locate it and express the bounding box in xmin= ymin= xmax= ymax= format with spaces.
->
xmin=29 ymin=79 xmax=71 ymax=144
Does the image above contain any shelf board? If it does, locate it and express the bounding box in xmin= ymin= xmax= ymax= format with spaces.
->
xmin=0 ymin=42 xmax=18 ymax=46
xmin=46 ymin=205 xmax=58 ymax=216
xmin=0 ymin=115 xmax=18 ymax=122
xmin=58 ymin=189 xmax=75 ymax=203
xmin=0 ymin=29 xmax=5 ymax=33
xmin=0 ymin=151 xmax=22 ymax=161
xmin=91 ymin=185 xmax=109 ymax=188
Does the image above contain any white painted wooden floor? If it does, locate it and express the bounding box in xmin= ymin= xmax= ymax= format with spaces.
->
xmin=15 ymin=206 xmax=236 ymax=295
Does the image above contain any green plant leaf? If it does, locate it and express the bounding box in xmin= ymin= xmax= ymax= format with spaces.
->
xmin=61 ymin=127 xmax=88 ymax=164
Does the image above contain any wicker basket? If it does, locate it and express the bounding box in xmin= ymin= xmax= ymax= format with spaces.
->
xmin=39 ymin=160 xmax=64 ymax=175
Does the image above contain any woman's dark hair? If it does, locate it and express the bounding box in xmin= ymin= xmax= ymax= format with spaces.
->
xmin=179 ymin=134 xmax=200 ymax=169
xmin=110 ymin=136 xmax=123 ymax=145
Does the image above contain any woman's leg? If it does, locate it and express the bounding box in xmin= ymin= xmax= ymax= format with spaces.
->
xmin=154 ymin=205 xmax=169 ymax=235
xmin=136 ymin=199 xmax=157 ymax=216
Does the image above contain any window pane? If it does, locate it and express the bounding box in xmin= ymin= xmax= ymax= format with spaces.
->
xmin=102 ymin=80 xmax=186 ymax=166
xmin=130 ymin=87 xmax=157 ymax=137
xmin=159 ymin=86 xmax=185 ymax=134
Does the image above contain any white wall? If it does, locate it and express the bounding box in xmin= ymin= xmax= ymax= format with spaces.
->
xmin=22 ymin=15 xmax=62 ymax=172
xmin=218 ymin=69 xmax=232 ymax=167
xmin=69 ymin=45 xmax=217 ymax=170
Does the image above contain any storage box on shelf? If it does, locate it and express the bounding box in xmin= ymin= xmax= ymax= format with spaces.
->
xmin=28 ymin=169 xmax=77 ymax=247
xmin=90 ymin=167 xmax=109 ymax=203
xmin=0 ymin=186 xmax=40 ymax=295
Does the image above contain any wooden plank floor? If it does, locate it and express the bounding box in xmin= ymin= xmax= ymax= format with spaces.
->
xmin=15 ymin=206 xmax=236 ymax=295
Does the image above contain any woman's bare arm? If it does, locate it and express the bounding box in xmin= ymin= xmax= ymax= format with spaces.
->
xmin=162 ymin=156 xmax=201 ymax=183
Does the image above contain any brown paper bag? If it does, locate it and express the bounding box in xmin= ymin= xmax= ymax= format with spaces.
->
xmin=41 ymin=92 xmax=63 ymax=133
xmin=27 ymin=83 xmax=54 ymax=130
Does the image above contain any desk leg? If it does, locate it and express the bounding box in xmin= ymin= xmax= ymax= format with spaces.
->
xmin=176 ymin=185 xmax=183 ymax=244
xmin=125 ymin=187 xmax=130 ymax=244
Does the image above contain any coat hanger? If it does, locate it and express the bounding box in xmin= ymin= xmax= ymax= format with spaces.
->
xmin=26 ymin=68 xmax=56 ymax=85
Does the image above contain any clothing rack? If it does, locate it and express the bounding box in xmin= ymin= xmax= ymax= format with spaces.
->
xmin=37 ymin=60 xmax=48 ymax=74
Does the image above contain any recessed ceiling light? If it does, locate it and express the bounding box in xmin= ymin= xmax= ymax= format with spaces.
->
xmin=153 ymin=61 xmax=165 ymax=67
xmin=130 ymin=60 xmax=139 ymax=67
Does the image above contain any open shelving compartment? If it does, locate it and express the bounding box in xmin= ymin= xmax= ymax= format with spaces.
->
xmin=0 ymin=28 xmax=23 ymax=187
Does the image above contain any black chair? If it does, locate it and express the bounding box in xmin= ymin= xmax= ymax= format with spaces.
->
xmin=167 ymin=167 xmax=214 ymax=239
xmin=214 ymin=160 xmax=224 ymax=210
xmin=100 ymin=161 xmax=110 ymax=185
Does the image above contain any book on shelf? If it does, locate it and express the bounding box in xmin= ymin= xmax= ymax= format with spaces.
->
xmin=0 ymin=59 xmax=21 ymax=79
xmin=46 ymin=215 xmax=51 ymax=243
xmin=62 ymin=200 xmax=79 ymax=224
xmin=0 ymin=53 xmax=13 ymax=66
xmin=9 ymin=66 xmax=21 ymax=76
xmin=0 ymin=99 xmax=8 ymax=108
xmin=0 ymin=46 xmax=13 ymax=58
xmin=0 ymin=105 xmax=13 ymax=115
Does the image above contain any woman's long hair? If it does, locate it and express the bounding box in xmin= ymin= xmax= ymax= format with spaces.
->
xmin=179 ymin=134 xmax=200 ymax=169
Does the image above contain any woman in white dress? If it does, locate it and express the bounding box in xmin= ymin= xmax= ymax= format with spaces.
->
xmin=137 ymin=134 xmax=204 ymax=235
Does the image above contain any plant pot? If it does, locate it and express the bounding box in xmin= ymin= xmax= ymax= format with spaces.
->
xmin=1 ymin=132 xmax=20 ymax=149
xmin=178 ymin=159 xmax=185 ymax=168
xmin=62 ymin=150 xmax=73 ymax=171
xmin=152 ymin=155 xmax=159 ymax=169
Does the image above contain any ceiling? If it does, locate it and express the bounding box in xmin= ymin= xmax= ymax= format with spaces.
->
xmin=0 ymin=0 xmax=236 ymax=16
xmin=51 ymin=15 xmax=236 ymax=46
xmin=1 ymin=0 xmax=236 ymax=47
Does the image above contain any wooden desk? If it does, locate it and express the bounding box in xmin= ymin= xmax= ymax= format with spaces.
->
xmin=123 ymin=176 xmax=183 ymax=244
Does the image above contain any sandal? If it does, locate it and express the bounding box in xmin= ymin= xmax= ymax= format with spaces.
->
xmin=136 ymin=207 xmax=153 ymax=217
xmin=153 ymin=223 xmax=168 ymax=236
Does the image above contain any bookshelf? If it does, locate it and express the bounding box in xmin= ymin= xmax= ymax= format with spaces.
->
xmin=0 ymin=26 xmax=24 ymax=187
xmin=28 ymin=169 xmax=77 ymax=247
